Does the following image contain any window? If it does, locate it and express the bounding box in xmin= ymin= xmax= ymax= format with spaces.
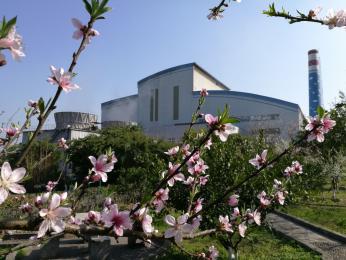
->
xmin=155 ymin=88 xmax=159 ymax=121
xmin=150 ymin=90 xmax=154 ymax=122
xmin=173 ymin=86 xmax=179 ymax=120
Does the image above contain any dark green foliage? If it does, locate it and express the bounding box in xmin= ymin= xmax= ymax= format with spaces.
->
xmin=68 ymin=126 xmax=170 ymax=202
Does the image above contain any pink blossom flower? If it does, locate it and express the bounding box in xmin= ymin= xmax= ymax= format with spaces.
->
xmin=35 ymin=192 xmax=50 ymax=208
xmin=246 ymin=209 xmax=261 ymax=226
xmin=103 ymin=197 xmax=113 ymax=209
xmin=321 ymin=115 xmax=336 ymax=133
xmin=204 ymin=138 xmax=212 ymax=150
xmin=308 ymin=7 xmax=322 ymax=18
xmin=38 ymin=193 xmax=72 ymax=238
xmin=47 ymin=66 xmax=80 ymax=93
xmin=273 ymin=179 xmax=282 ymax=190
xmin=164 ymin=162 xmax=184 ymax=187
xmin=214 ymin=123 xmax=234 ymax=142
xmin=57 ymin=138 xmax=68 ymax=150
xmin=4 ymin=127 xmax=18 ymax=138
xmin=257 ymin=191 xmax=271 ymax=207
xmin=305 ymin=115 xmax=336 ymax=142
xmin=164 ymin=214 xmax=193 ymax=244
xmin=193 ymin=198 xmax=204 ymax=213
xmin=184 ymin=176 xmax=195 ymax=186
xmin=200 ymin=88 xmax=209 ymax=97
xmin=133 ymin=207 xmax=154 ymax=234
xmin=28 ymin=100 xmax=38 ymax=109
xmin=153 ymin=188 xmax=169 ymax=213
xmin=71 ymin=18 xmax=99 ymax=44
xmin=199 ymin=175 xmax=209 ymax=186
xmin=207 ymin=10 xmax=224 ymax=20
xmin=101 ymin=204 xmax=132 ymax=236
xmin=238 ymin=222 xmax=247 ymax=237
xmin=0 ymin=162 xmax=26 ymax=204
xmin=249 ymin=150 xmax=268 ymax=169
xmin=164 ymin=146 xmax=179 ymax=156
xmin=207 ymin=245 xmax=219 ymax=260
xmin=219 ymin=215 xmax=233 ymax=232
xmin=88 ymin=154 xmax=115 ymax=182
xmin=275 ymin=191 xmax=286 ymax=205
xmin=291 ymin=161 xmax=303 ymax=175
xmin=228 ymin=194 xmax=239 ymax=207
xmin=84 ymin=211 xmax=101 ymax=225
xmin=188 ymin=159 xmax=209 ymax=176
xmin=46 ymin=181 xmax=58 ymax=192
xmin=0 ymin=26 xmax=25 ymax=60
xmin=205 ymin=114 xmax=219 ymax=126
xmin=284 ymin=166 xmax=294 ymax=177
xmin=181 ymin=144 xmax=190 ymax=157
xmin=69 ymin=216 xmax=82 ymax=225
xmin=324 ymin=9 xmax=346 ymax=29
xmin=231 ymin=207 xmax=240 ymax=218
xmin=19 ymin=203 xmax=32 ymax=214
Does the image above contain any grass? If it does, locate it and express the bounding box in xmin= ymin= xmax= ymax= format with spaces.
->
xmin=155 ymin=227 xmax=321 ymax=259
xmin=281 ymin=186 xmax=346 ymax=234
xmin=281 ymin=205 xmax=346 ymax=235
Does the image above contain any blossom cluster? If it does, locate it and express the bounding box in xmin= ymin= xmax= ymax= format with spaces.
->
xmin=0 ymin=26 xmax=25 ymax=65
xmin=305 ymin=114 xmax=336 ymax=142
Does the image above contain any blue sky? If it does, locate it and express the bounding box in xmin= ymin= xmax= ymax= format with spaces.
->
xmin=1 ymin=0 xmax=345 ymax=128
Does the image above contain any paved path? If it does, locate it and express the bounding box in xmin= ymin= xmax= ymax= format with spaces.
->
xmin=267 ymin=212 xmax=346 ymax=260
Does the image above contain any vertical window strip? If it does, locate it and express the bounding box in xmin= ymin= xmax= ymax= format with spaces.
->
xmin=150 ymin=90 xmax=154 ymax=121
xmin=155 ymin=88 xmax=159 ymax=121
xmin=173 ymin=86 xmax=179 ymax=120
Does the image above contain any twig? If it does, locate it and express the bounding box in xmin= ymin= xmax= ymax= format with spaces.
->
xmin=15 ymin=18 xmax=96 ymax=167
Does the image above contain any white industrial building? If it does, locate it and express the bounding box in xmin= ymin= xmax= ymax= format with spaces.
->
xmin=102 ymin=63 xmax=305 ymax=141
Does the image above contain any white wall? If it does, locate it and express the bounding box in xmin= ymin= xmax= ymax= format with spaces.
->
xmin=193 ymin=66 xmax=228 ymax=91
xmin=137 ymin=66 xmax=194 ymax=139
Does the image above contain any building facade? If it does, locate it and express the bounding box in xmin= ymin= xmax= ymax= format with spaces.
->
xmin=102 ymin=63 xmax=305 ymax=141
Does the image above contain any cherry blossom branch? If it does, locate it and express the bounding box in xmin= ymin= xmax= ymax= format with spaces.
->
xmin=15 ymin=18 xmax=96 ymax=167
xmin=263 ymin=4 xmax=324 ymax=25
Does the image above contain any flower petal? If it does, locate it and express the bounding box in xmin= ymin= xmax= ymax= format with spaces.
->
xmin=0 ymin=187 xmax=9 ymax=204
xmin=50 ymin=193 xmax=61 ymax=210
xmin=165 ymin=215 xmax=176 ymax=226
xmin=9 ymin=167 xmax=26 ymax=183
xmin=1 ymin=162 xmax=12 ymax=181
xmin=8 ymin=183 xmax=26 ymax=194
xmin=164 ymin=228 xmax=177 ymax=238
xmin=51 ymin=219 xmax=65 ymax=233
xmin=53 ymin=207 xmax=72 ymax=218
xmin=37 ymin=219 xmax=49 ymax=238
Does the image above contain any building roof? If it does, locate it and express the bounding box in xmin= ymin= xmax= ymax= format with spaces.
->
xmin=101 ymin=94 xmax=138 ymax=106
xmin=193 ymin=90 xmax=301 ymax=112
xmin=137 ymin=63 xmax=230 ymax=90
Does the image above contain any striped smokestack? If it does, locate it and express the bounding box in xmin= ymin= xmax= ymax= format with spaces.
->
xmin=308 ymin=49 xmax=323 ymax=116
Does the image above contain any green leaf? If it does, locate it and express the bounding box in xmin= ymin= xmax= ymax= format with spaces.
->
xmin=82 ymin=0 xmax=93 ymax=15
xmin=223 ymin=117 xmax=240 ymax=124
xmin=38 ymin=97 xmax=45 ymax=115
xmin=317 ymin=106 xmax=325 ymax=118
